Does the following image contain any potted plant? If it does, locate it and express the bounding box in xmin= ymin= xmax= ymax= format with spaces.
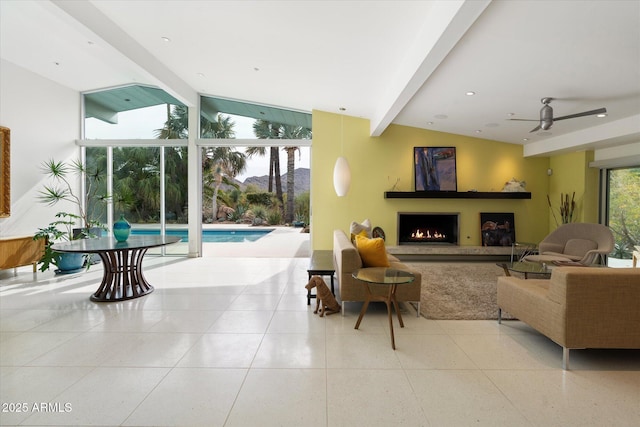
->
xmin=34 ymin=212 xmax=87 ymax=273
xmin=36 ymin=158 xmax=108 ymax=270
xmin=38 ymin=158 xmax=108 ymax=236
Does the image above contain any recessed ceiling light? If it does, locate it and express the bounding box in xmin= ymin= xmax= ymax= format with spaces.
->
xmin=339 ymin=107 xmax=346 ymax=111
xmin=507 ymin=113 xmax=515 ymax=117
xmin=254 ymin=67 xmax=260 ymax=72
xmin=427 ymin=121 xmax=433 ymax=125
xmin=161 ymin=36 xmax=171 ymax=42
xmin=475 ymin=130 xmax=482 ymax=133
xmin=523 ymin=138 xmax=529 ymax=141
xmin=465 ymin=91 xmax=476 ymax=96
xmin=197 ymin=72 xmax=205 ymax=77
xmin=596 ymin=113 xmax=607 ymax=118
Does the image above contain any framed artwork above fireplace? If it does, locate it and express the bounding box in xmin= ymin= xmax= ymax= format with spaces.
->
xmin=480 ymin=212 xmax=515 ymax=247
xmin=414 ymin=146 xmax=457 ymax=191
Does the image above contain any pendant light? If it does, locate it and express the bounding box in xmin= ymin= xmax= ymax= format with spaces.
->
xmin=333 ymin=109 xmax=351 ymax=196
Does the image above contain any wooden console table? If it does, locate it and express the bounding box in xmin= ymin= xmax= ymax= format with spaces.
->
xmin=0 ymin=235 xmax=44 ymax=272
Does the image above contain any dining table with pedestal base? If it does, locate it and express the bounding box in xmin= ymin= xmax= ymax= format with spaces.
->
xmin=352 ymin=267 xmax=415 ymax=350
xmin=52 ymin=235 xmax=181 ymax=302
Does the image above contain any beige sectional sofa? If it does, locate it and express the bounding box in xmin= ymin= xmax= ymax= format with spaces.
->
xmin=333 ymin=229 xmax=422 ymax=315
xmin=497 ymin=266 xmax=640 ymax=369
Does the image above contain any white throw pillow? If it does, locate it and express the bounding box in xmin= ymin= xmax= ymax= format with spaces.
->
xmin=350 ymin=219 xmax=372 ymax=241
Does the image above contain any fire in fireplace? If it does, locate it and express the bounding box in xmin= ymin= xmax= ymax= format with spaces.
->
xmin=398 ymin=212 xmax=459 ymax=245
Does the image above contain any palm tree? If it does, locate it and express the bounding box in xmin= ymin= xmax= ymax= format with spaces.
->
xmin=253 ymin=120 xmax=284 ymax=207
xmin=282 ymin=125 xmax=311 ymax=223
xmin=283 ymin=146 xmax=298 ymax=223
xmin=252 ymin=120 xmax=311 ymax=223
xmin=201 ymin=115 xmax=246 ymax=219
xmin=157 ymin=107 xmax=246 ymax=221
xmin=204 ymin=147 xmax=246 ymax=220
xmin=112 ymin=146 xmax=162 ymax=222
xmin=155 ymin=105 xmax=189 ymax=139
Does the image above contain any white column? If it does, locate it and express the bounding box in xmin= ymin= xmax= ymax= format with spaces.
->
xmin=187 ymin=105 xmax=202 ymax=257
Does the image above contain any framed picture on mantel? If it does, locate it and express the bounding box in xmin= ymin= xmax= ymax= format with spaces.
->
xmin=414 ymin=147 xmax=457 ymax=191
xmin=480 ymin=212 xmax=515 ymax=247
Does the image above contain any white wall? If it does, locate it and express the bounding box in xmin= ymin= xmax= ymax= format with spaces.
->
xmin=0 ymin=59 xmax=81 ymax=237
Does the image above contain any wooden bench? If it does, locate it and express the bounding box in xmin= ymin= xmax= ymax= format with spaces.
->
xmin=0 ymin=235 xmax=44 ymax=272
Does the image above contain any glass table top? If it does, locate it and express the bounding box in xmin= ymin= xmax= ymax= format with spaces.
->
xmin=51 ymin=236 xmax=181 ymax=253
xmin=499 ymin=261 xmax=552 ymax=275
xmin=352 ymin=267 xmax=415 ymax=285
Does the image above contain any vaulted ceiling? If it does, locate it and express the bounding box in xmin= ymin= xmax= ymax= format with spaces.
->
xmin=1 ymin=0 xmax=639 ymax=156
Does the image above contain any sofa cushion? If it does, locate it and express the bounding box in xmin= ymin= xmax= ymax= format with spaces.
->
xmin=355 ymin=235 xmax=390 ymax=267
xmin=350 ymin=219 xmax=372 ymax=241
xmin=563 ymin=238 xmax=598 ymax=257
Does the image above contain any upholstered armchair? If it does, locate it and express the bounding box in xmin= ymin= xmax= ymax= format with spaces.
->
xmin=524 ymin=223 xmax=615 ymax=265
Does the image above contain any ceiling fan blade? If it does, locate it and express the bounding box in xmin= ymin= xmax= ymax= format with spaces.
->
xmin=507 ymin=118 xmax=539 ymax=122
xmin=529 ymin=124 xmax=542 ymax=133
xmin=553 ymin=107 xmax=607 ymax=121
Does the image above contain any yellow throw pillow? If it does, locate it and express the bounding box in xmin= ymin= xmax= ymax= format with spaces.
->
xmin=350 ymin=228 xmax=369 ymax=243
xmin=355 ymin=235 xmax=390 ymax=267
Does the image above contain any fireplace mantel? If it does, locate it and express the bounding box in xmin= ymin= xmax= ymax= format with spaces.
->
xmin=384 ymin=191 xmax=531 ymax=199
xmin=386 ymin=244 xmax=513 ymax=262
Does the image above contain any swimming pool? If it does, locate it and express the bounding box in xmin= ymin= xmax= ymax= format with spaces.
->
xmin=130 ymin=228 xmax=274 ymax=243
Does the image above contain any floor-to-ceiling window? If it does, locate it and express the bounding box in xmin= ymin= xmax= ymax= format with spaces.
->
xmin=604 ymin=166 xmax=640 ymax=266
xmin=83 ymin=86 xmax=189 ymax=255
xmin=80 ymin=87 xmax=312 ymax=257
xmin=198 ymin=96 xmax=312 ymax=230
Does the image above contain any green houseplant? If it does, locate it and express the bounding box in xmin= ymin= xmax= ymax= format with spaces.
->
xmin=35 ymin=159 xmax=108 ymax=272
xmin=38 ymin=159 xmax=108 ymax=233
xmin=34 ymin=212 xmax=87 ymax=272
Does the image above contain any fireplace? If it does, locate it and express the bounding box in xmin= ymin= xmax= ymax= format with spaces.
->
xmin=397 ymin=212 xmax=459 ymax=245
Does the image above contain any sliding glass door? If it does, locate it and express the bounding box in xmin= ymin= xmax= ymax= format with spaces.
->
xmin=605 ymin=167 xmax=640 ymax=266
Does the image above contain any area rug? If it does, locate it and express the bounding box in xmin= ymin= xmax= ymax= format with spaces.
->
xmin=405 ymin=262 xmax=514 ymax=320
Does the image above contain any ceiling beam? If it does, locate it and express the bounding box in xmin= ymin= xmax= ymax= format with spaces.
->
xmin=369 ymin=0 xmax=491 ymax=137
xmin=51 ymin=0 xmax=198 ymax=107
xmin=84 ymin=97 xmax=118 ymax=124
xmin=523 ymin=115 xmax=640 ymax=157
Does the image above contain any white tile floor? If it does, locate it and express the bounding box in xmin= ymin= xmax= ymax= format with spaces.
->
xmin=1 ymin=256 xmax=639 ymax=426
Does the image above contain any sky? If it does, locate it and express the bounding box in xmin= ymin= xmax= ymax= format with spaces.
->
xmin=84 ymin=105 xmax=310 ymax=182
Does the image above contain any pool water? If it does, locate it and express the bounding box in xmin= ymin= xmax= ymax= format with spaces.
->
xmin=130 ymin=228 xmax=274 ymax=243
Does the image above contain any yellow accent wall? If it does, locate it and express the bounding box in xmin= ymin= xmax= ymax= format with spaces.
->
xmin=548 ymin=151 xmax=599 ymax=228
xmin=311 ymin=110 xmax=553 ymax=250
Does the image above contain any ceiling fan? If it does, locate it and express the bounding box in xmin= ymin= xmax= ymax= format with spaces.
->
xmin=510 ymin=97 xmax=607 ymax=133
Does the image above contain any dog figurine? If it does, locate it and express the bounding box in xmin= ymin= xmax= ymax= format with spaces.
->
xmin=305 ymin=276 xmax=341 ymax=317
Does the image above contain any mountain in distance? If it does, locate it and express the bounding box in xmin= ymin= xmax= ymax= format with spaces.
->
xmin=231 ymin=168 xmax=310 ymax=194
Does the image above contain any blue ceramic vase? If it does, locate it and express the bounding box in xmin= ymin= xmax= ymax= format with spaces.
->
xmin=113 ymin=214 xmax=131 ymax=242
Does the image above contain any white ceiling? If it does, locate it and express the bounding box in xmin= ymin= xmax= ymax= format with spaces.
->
xmin=1 ymin=0 xmax=639 ymax=156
